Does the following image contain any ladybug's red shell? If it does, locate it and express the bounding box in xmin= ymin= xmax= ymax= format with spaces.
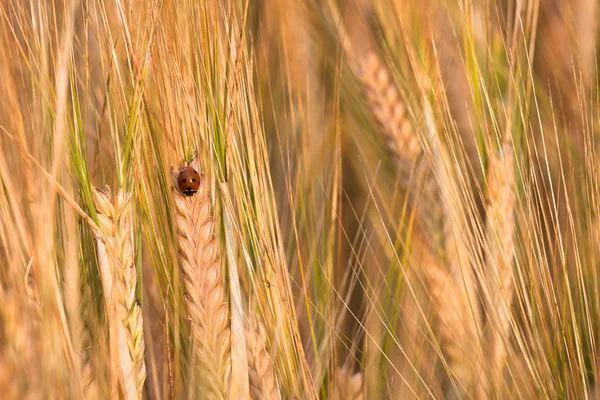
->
xmin=177 ymin=167 xmax=201 ymax=196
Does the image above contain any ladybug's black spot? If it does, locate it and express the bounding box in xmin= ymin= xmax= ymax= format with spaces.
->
xmin=193 ymin=170 xmax=198 ymax=174
xmin=191 ymin=178 xmax=196 ymax=182
xmin=180 ymin=178 xmax=186 ymax=183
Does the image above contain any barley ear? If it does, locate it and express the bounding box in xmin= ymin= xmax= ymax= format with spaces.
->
xmin=484 ymin=144 xmax=516 ymax=389
xmin=245 ymin=316 xmax=280 ymax=400
xmin=409 ymin=232 xmax=484 ymax=397
xmin=357 ymin=52 xmax=422 ymax=181
xmin=93 ymin=187 xmax=146 ymax=398
xmin=357 ymin=49 xmax=485 ymax=396
xmin=356 ymin=51 xmax=448 ymax=254
xmin=172 ymin=159 xmax=231 ymax=397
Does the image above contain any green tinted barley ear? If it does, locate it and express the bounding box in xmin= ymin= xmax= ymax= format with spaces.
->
xmin=245 ymin=316 xmax=280 ymax=400
xmin=484 ymin=144 xmax=516 ymax=389
xmin=93 ymin=187 xmax=146 ymax=399
xmin=172 ymin=158 xmax=231 ymax=398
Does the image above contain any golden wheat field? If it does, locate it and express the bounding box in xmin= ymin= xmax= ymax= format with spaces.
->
xmin=0 ymin=0 xmax=599 ymax=398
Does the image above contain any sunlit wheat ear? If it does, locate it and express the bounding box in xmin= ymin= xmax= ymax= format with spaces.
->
xmin=172 ymin=158 xmax=231 ymax=398
xmin=330 ymin=367 xmax=365 ymax=400
xmin=484 ymin=144 xmax=516 ymax=389
xmin=245 ymin=316 xmax=280 ymax=400
xmin=93 ymin=187 xmax=146 ymax=398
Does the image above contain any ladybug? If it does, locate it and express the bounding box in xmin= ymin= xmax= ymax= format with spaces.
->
xmin=177 ymin=167 xmax=201 ymax=196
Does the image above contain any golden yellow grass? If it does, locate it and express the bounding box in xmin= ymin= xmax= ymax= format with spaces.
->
xmin=0 ymin=0 xmax=598 ymax=399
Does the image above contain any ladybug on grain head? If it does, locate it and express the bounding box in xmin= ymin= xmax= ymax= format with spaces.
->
xmin=177 ymin=166 xmax=201 ymax=196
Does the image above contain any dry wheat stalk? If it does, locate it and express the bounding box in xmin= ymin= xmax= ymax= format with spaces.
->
xmin=245 ymin=316 xmax=280 ymax=400
xmin=484 ymin=144 xmax=516 ymax=389
xmin=330 ymin=367 xmax=365 ymax=400
xmin=93 ymin=187 xmax=146 ymax=399
xmin=172 ymin=159 xmax=231 ymax=398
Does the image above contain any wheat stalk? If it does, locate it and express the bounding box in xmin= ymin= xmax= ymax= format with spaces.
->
xmin=172 ymin=159 xmax=231 ymax=398
xmin=330 ymin=367 xmax=365 ymax=400
xmin=93 ymin=187 xmax=146 ymax=399
xmin=484 ymin=143 xmax=516 ymax=389
xmin=245 ymin=316 xmax=280 ymax=400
